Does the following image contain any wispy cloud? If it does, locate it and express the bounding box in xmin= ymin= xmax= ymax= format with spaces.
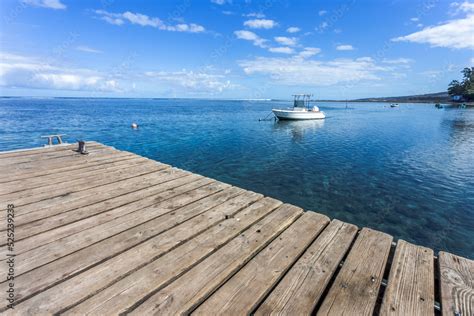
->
xmin=450 ymin=1 xmax=474 ymax=15
xmin=144 ymin=69 xmax=234 ymax=92
xmin=95 ymin=10 xmax=206 ymax=33
xmin=336 ymin=44 xmax=354 ymax=51
xmin=268 ymin=47 xmax=294 ymax=54
xmin=382 ymin=58 xmax=413 ymax=65
xmin=22 ymin=0 xmax=66 ymax=10
xmin=234 ymin=30 xmax=267 ymax=47
xmin=274 ymin=36 xmax=297 ymax=46
xmin=393 ymin=2 xmax=474 ymax=49
xmin=297 ymin=47 xmax=321 ymax=59
xmin=0 ymin=53 xmax=120 ymax=92
xmin=286 ymin=27 xmax=300 ymax=33
xmin=244 ymin=12 xmax=265 ymax=18
xmin=0 ymin=52 xmax=236 ymax=95
xmin=319 ymin=10 xmax=327 ymax=16
xmin=315 ymin=21 xmax=328 ymax=32
xmin=76 ymin=46 xmax=103 ymax=54
xmin=243 ymin=19 xmax=277 ymax=29
xmin=238 ymin=56 xmax=390 ymax=86
xmin=211 ymin=0 xmax=230 ymax=5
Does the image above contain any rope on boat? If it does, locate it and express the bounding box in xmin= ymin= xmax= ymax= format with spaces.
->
xmin=259 ymin=112 xmax=276 ymax=121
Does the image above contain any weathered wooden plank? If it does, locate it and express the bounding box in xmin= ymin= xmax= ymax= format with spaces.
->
xmin=0 ymin=143 xmax=79 ymax=158
xmin=4 ymin=168 xmax=186 ymax=227
xmin=10 ymin=171 xmax=194 ymax=239
xmin=64 ymin=195 xmax=278 ymax=315
xmin=20 ymin=193 xmax=270 ymax=315
xmin=0 ymin=142 xmax=106 ymax=166
xmin=317 ymin=228 xmax=393 ymax=316
xmin=1 ymin=160 xmax=165 ymax=207
xmin=11 ymin=180 xmax=227 ymax=275
xmin=1 ymin=158 xmax=156 ymax=202
xmin=7 ymin=168 xmax=179 ymax=222
xmin=255 ymin=219 xmax=358 ymax=316
xmin=0 ymin=147 xmax=132 ymax=179
xmin=0 ymin=152 xmax=139 ymax=193
xmin=0 ymin=174 xmax=201 ymax=256
xmin=129 ymin=204 xmax=303 ymax=315
xmin=0 ymin=141 xmax=103 ymax=159
xmin=0 ymin=144 xmax=114 ymax=168
xmin=0 ymin=155 xmax=144 ymax=195
xmin=380 ymin=240 xmax=434 ymax=316
xmin=0 ymin=148 xmax=124 ymax=179
xmin=0 ymin=151 xmax=134 ymax=183
xmin=2 ymin=182 xmax=234 ymax=307
xmin=194 ymin=211 xmax=330 ymax=315
xmin=439 ymin=251 xmax=474 ymax=316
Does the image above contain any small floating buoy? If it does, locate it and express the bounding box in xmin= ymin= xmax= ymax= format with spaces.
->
xmin=131 ymin=123 xmax=139 ymax=129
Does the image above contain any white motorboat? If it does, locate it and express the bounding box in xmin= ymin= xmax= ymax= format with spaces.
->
xmin=272 ymin=94 xmax=325 ymax=120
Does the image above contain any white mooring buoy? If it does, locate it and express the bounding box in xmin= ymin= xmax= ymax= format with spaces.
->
xmin=131 ymin=123 xmax=139 ymax=129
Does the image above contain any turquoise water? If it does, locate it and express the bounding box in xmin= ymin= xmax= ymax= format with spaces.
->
xmin=1 ymin=98 xmax=473 ymax=259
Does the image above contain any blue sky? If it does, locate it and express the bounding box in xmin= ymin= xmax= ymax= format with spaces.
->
xmin=0 ymin=0 xmax=473 ymax=99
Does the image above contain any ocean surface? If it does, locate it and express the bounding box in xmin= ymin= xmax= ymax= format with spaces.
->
xmin=1 ymin=97 xmax=473 ymax=259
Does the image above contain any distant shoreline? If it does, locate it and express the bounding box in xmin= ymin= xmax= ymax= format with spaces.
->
xmin=318 ymin=99 xmax=472 ymax=105
xmin=1 ymin=95 xmax=472 ymax=105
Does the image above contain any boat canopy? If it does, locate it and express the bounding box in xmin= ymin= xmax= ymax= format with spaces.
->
xmin=293 ymin=94 xmax=313 ymax=108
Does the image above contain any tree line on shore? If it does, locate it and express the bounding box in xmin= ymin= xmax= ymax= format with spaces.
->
xmin=448 ymin=67 xmax=473 ymax=102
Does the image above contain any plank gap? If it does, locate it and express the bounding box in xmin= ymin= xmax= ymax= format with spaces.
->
xmin=372 ymin=239 xmax=397 ymax=315
xmin=57 ymin=193 xmax=264 ymax=315
xmin=310 ymin=226 xmax=360 ymax=315
xmin=237 ymin=212 xmax=331 ymax=315
xmin=434 ymin=256 xmax=442 ymax=316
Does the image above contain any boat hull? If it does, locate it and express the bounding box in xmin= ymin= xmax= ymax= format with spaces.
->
xmin=272 ymin=109 xmax=325 ymax=120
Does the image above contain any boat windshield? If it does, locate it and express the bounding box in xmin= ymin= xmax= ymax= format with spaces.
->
xmin=294 ymin=100 xmax=305 ymax=107
xmin=293 ymin=94 xmax=313 ymax=109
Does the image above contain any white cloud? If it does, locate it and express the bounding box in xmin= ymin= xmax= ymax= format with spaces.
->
xmin=95 ymin=10 xmax=205 ymax=33
xmin=336 ymin=44 xmax=354 ymax=51
xmin=0 ymin=53 xmax=121 ymax=92
xmin=234 ymin=30 xmax=267 ymax=47
xmin=286 ymin=27 xmax=300 ymax=33
xmin=144 ymin=69 xmax=234 ymax=92
xmin=243 ymin=19 xmax=277 ymax=29
xmin=211 ymin=0 xmax=230 ymax=5
xmin=244 ymin=12 xmax=265 ymax=18
xmin=393 ymin=3 xmax=474 ymax=49
xmin=268 ymin=47 xmax=294 ymax=54
xmin=297 ymin=47 xmax=321 ymax=59
xmin=22 ymin=0 xmax=66 ymax=10
xmin=274 ymin=36 xmax=297 ymax=46
xmin=318 ymin=10 xmax=327 ymax=16
xmin=0 ymin=53 xmax=236 ymax=95
xmin=121 ymin=11 xmax=161 ymax=27
xmin=316 ymin=21 xmax=328 ymax=32
xmin=451 ymin=1 xmax=474 ymax=14
xmin=76 ymin=46 xmax=103 ymax=54
xmin=382 ymin=58 xmax=413 ymax=64
xmin=410 ymin=17 xmax=419 ymax=22
xmin=238 ymin=56 xmax=389 ymax=86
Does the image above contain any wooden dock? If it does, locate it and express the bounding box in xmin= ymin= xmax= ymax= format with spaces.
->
xmin=0 ymin=142 xmax=472 ymax=315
